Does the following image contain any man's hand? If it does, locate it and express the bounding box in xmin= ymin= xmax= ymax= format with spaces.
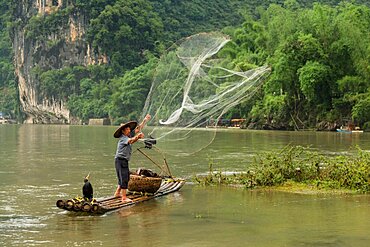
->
xmin=135 ymin=114 xmax=151 ymax=133
xmin=129 ymin=132 xmax=144 ymax=144
xmin=138 ymin=132 xmax=145 ymax=139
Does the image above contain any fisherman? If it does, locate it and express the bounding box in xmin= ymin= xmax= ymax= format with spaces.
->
xmin=113 ymin=114 xmax=151 ymax=203
xmin=82 ymin=174 xmax=93 ymax=201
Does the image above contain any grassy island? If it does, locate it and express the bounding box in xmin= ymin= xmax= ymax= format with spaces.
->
xmin=194 ymin=146 xmax=370 ymax=194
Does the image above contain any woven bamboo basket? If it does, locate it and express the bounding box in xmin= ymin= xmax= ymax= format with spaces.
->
xmin=128 ymin=175 xmax=162 ymax=193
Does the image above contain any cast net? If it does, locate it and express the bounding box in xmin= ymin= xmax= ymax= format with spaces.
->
xmin=141 ymin=32 xmax=270 ymax=155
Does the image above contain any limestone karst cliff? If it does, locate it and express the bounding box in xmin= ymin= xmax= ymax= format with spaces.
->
xmin=12 ymin=0 xmax=106 ymax=123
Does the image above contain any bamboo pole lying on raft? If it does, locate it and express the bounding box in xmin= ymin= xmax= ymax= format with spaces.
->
xmin=91 ymin=203 xmax=100 ymax=213
xmin=82 ymin=202 xmax=92 ymax=212
xmin=73 ymin=201 xmax=82 ymax=211
xmin=56 ymin=200 xmax=65 ymax=209
xmin=65 ymin=199 xmax=75 ymax=210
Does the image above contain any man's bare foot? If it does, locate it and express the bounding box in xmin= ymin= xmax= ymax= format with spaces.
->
xmin=114 ymin=187 xmax=122 ymax=197
xmin=121 ymin=198 xmax=133 ymax=203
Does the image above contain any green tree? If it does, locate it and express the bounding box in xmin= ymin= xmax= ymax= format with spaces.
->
xmin=0 ymin=0 xmax=18 ymax=119
xmin=298 ymin=61 xmax=332 ymax=105
xmin=108 ymin=56 xmax=158 ymax=123
xmin=352 ymin=95 xmax=370 ymax=125
xmin=87 ymin=0 xmax=163 ymax=70
xmin=230 ymin=1 xmax=370 ymax=128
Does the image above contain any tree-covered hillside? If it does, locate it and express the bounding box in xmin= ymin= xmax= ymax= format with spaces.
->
xmin=1 ymin=0 xmax=369 ymax=129
xmin=228 ymin=1 xmax=370 ymax=129
xmin=0 ymin=1 xmax=18 ymax=119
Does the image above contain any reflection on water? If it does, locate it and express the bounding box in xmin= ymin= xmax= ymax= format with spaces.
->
xmin=0 ymin=125 xmax=369 ymax=246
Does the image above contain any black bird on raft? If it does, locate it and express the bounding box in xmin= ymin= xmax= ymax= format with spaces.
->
xmin=83 ymin=173 xmax=93 ymax=201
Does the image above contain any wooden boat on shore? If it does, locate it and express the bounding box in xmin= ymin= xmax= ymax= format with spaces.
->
xmin=336 ymin=127 xmax=364 ymax=133
xmin=336 ymin=129 xmax=364 ymax=133
xmin=56 ymin=178 xmax=185 ymax=214
xmin=336 ymin=123 xmax=364 ymax=133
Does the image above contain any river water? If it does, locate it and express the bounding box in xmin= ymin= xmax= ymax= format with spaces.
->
xmin=0 ymin=125 xmax=369 ymax=246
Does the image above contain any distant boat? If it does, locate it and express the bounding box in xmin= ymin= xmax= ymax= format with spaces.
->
xmin=229 ymin=118 xmax=246 ymax=128
xmin=336 ymin=127 xmax=363 ymax=133
xmin=206 ymin=118 xmax=246 ymax=128
xmin=0 ymin=118 xmax=16 ymax=124
xmin=0 ymin=112 xmax=17 ymax=124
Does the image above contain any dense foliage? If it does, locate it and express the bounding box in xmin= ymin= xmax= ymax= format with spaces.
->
xmin=1 ymin=0 xmax=369 ymax=127
xmin=227 ymin=1 xmax=370 ymax=129
xmin=0 ymin=1 xmax=18 ymax=119
xmin=194 ymin=145 xmax=370 ymax=193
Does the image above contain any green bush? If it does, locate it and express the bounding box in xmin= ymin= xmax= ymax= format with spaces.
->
xmin=363 ymin=122 xmax=370 ymax=131
xmin=193 ymin=146 xmax=370 ymax=193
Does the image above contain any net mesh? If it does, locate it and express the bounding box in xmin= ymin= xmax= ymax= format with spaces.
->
xmin=141 ymin=32 xmax=271 ymax=155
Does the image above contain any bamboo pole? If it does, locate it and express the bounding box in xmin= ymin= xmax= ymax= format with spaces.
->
xmin=56 ymin=200 xmax=65 ymax=209
xmin=65 ymin=199 xmax=75 ymax=210
xmin=82 ymin=202 xmax=92 ymax=212
xmin=137 ymin=148 xmax=163 ymax=171
xmin=73 ymin=201 xmax=82 ymax=211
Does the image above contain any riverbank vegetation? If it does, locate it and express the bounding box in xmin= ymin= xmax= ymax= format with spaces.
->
xmin=1 ymin=1 xmax=369 ymax=128
xmin=0 ymin=1 xmax=19 ymax=120
xmin=193 ymin=146 xmax=370 ymax=193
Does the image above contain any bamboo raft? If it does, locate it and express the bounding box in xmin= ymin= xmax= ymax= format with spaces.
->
xmin=56 ymin=178 xmax=185 ymax=214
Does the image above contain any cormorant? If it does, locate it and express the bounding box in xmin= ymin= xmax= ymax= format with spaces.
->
xmin=83 ymin=174 xmax=93 ymax=201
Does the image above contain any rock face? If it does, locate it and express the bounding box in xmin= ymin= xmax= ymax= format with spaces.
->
xmin=12 ymin=0 xmax=106 ymax=123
